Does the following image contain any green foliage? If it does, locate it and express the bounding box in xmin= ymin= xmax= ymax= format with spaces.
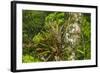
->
xmin=45 ymin=12 xmax=64 ymax=28
xmin=75 ymin=13 xmax=91 ymax=60
xmin=22 ymin=10 xmax=91 ymax=63
xmin=22 ymin=55 xmax=40 ymax=63
xmin=32 ymin=33 xmax=44 ymax=44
